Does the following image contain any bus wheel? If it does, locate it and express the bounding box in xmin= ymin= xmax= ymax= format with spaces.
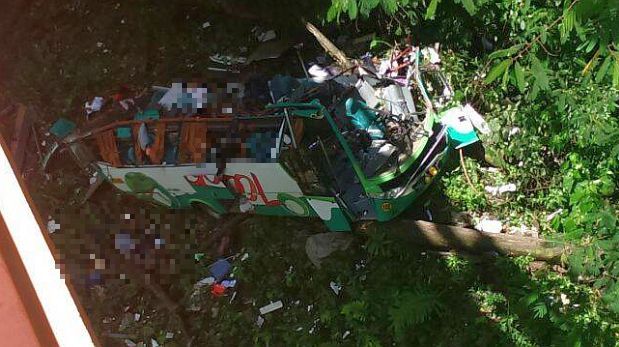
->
xmin=191 ymin=202 xmax=223 ymax=220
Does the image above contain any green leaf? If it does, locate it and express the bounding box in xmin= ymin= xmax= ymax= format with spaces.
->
xmin=460 ymin=0 xmax=476 ymax=15
xmin=425 ymin=0 xmax=440 ymax=19
xmin=326 ymin=2 xmax=340 ymax=22
xmin=501 ymin=63 xmax=510 ymax=89
xmin=488 ymin=44 xmax=522 ymax=60
xmin=613 ymin=59 xmax=619 ymax=88
xmin=560 ymin=8 xmax=574 ymax=42
xmin=533 ymin=302 xmax=548 ymax=318
xmin=485 ymin=59 xmax=512 ymax=84
xmin=514 ymin=61 xmax=526 ymax=93
xmin=595 ymin=55 xmax=612 ymax=83
xmin=381 ymin=0 xmax=398 ymax=14
xmin=347 ymin=0 xmax=358 ymax=19
xmin=531 ymin=56 xmax=549 ymax=90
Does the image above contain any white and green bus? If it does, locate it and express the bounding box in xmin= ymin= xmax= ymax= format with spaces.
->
xmin=47 ymin=48 xmax=486 ymax=231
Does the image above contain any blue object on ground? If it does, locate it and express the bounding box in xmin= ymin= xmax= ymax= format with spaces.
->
xmin=49 ymin=118 xmax=76 ymax=139
xmin=209 ymin=259 xmax=232 ymax=282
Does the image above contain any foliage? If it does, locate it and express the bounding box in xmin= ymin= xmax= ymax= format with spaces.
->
xmin=326 ymin=0 xmax=619 ymax=344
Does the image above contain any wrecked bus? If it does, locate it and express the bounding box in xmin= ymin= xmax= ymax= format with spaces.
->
xmin=45 ymin=45 xmax=487 ymax=231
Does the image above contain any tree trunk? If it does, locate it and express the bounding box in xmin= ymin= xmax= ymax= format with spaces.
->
xmin=304 ymin=21 xmax=354 ymax=70
xmin=367 ymin=220 xmax=567 ymax=262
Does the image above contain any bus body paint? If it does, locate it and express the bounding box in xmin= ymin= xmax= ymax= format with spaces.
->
xmin=97 ymin=161 xmax=353 ymax=230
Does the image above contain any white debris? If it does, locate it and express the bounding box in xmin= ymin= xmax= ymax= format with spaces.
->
xmin=560 ymin=293 xmax=570 ymax=306
xmin=221 ymin=279 xmax=237 ymax=288
xmin=256 ymin=315 xmax=265 ymax=327
xmin=343 ymin=331 xmax=351 ymax=339
xmin=309 ymin=64 xmax=330 ymax=78
xmin=475 ymin=219 xmax=503 ymax=233
xmin=124 ymin=340 xmax=137 ymax=347
xmin=355 ymin=79 xmax=379 ymax=107
xmin=329 ymin=281 xmax=342 ymax=295
xmin=256 ymin=30 xmax=276 ymax=42
xmin=151 ymin=339 xmax=159 ymax=347
xmin=165 ymin=332 xmax=174 ymax=339
xmin=195 ymin=276 xmax=215 ymax=287
xmin=508 ymin=127 xmax=521 ymax=137
xmin=209 ymin=54 xmax=247 ymax=66
xmin=85 ymin=96 xmax=104 ymax=116
xmin=96 ymin=41 xmax=104 ymax=48
xmin=134 ymin=313 xmax=141 ymax=322
xmin=259 ymin=301 xmax=283 ymax=315
xmin=480 ymin=167 xmax=500 ymax=173
xmin=201 ymin=21 xmax=211 ymax=29
xmin=463 ymin=104 xmax=491 ymax=134
xmin=508 ymin=224 xmax=539 ymax=238
xmin=241 ymin=253 xmax=249 ymax=261
xmin=47 ymin=217 xmax=60 ymax=234
xmin=296 ymin=327 xmax=303 ymax=332
xmin=422 ymin=47 xmax=441 ymax=64
xmin=484 ymin=183 xmax=517 ymax=196
xmin=307 ymin=304 xmax=313 ymax=312
xmin=546 ymin=209 xmax=563 ymax=222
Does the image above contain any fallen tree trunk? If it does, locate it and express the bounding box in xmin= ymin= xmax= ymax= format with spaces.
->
xmin=367 ymin=220 xmax=568 ymax=262
xmin=304 ymin=21 xmax=354 ymax=70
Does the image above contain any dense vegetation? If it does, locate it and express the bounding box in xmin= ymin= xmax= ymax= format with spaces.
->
xmin=1 ymin=0 xmax=617 ymax=346
xmin=322 ymin=0 xmax=619 ymax=345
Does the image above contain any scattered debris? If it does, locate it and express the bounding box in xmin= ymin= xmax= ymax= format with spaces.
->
xmin=209 ymin=54 xmax=247 ymax=66
xmin=259 ymin=300 xmax=283 ymax=315
xmin=49 ymin=118 xmax=76 ymax=140
xmin=151 ymin=338 xmax=159 ymax=347
xmin=546 ymin=209 xmax=563 ymax=222
xmin=560 ymin=293 xmax=571 ymax=306
xmin=221 ymin=279 xmax=237 ymax=288
xmin=209 ymin=258 xmax=232 ymax=281
xmin=256 ymin=315 xmax=265 ymax=327
xmin=165 ymin=332 xmax=174 ymax=339
xmin=329 ymin=281 xmax=342 ymax=295
xmin=305 ymin=232 xmax=353 ymax=268
xmin=210 ymin=283 xmax=226 ymax=297
xmin=201 ymin=21 xmax=211 ymax=29
xmin=85 ymin=96 xmax=104 ymax=118
xmin=475 ymin=219 xmax=503 ymax=233
xmin=343 ymin=330 xmax=351 ymax=339
xmin=134 ymin=313 xmax=141 ymax=322
xmin=480 ymin=167 xmax=501 ymax=173
xmin=256 ymin=30 xmax=276 ymax=42
xmin=508 ymin=224 xmax=539 ymax=238
xmin=196 ymin=276 xmax=215 ymax=287
xmin=47 ymin=216 xmax=60 ymax=234
xmin=240 ymin=253 xmax=249 ymax=261
xmin=484 ymin=183 xmax=517 ymax=196
xmin=80 ymin=171 xmax=105 ymax=204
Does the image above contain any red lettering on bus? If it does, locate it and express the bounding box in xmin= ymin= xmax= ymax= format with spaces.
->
xmin=186 ymin=173 xmax=280 ymax=206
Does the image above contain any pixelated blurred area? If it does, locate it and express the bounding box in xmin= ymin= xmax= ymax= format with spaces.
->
xmin=0 ymin=1 xmax=339 ymax=345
